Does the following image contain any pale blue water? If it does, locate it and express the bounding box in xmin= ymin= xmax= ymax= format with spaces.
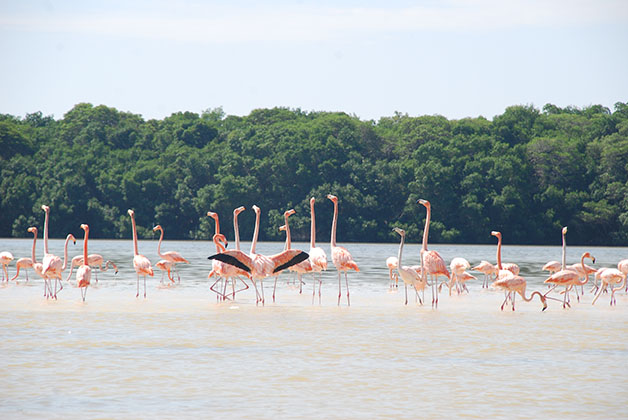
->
xmin=1 ymin=238 xmax=627 ymax=419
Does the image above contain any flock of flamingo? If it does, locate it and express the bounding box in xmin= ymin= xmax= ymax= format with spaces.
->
xmin=1 ymin=197 xmax=626 ymax=310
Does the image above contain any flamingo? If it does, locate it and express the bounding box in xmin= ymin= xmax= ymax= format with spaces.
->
xmin=491 ymin=231 xmax=519 ymax=280
xmin=386 ymin=256 xmax=399 ymax=291
xmin=544 ymin=252 xmax=595 ymax=308
xmin=27 ymin=227 xmax=48 ymax=297
xmin=155 ymin=259 xmax=175 ymax=283
xmin=41 ymin=205 xmax=69 ymax=298
xmin=592 ymin=268 xmax=626 ymax=306
xmin=308 ymin=197 xmax=328 ymax=304
xmin=75 ymin=224 xmax=91 ymax=302
xmin=491 ymin=275 xmax=548 ymax=311
xmin=10 ymin=257 xmax=33 ymax=282
xmin=393 ymin=227 xmax=427 ymax=305
xmin=327 ymin=194 xmax=359 ymax=306
xmin=65 ymin=255 xmax=118 ymax=283
xmin=207 ymin=209 xmax=249 ymax=301
xmin=471 ymin=260 xmax=497 ymax=288
xmin=0 ymin=251 xmax=13 ymax=281
xmin=618 ymin=259 xmax=628 ymax=291
xmin=446 ymin=257 xmax=471 ymax=296
xmin=207 ymin=205 xmax=309 ymax=305
xmin=542 ymin=226 xmax=568 ymax=275
xmin=417 ymin=199 xmax=450 ymax=308
xmin=128 ymin=209 xmax=154 ymax=298
xmin=153 ymin=225 xmax=189 ymax=282
xmin=42 ymin=233 xmax=76 ymax=299
xmin=280 ymin=208 xmax=311 ymax=298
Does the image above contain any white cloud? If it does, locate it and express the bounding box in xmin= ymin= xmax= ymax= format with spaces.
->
xmin=1 ymin=0 xmax=627 ymax=43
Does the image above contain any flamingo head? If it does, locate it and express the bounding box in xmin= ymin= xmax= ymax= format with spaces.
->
xmin=582 ymin=252 xmax=595 ymax=264
xmin=491 ymin=231 xmax=501 ymax=239
xmin=284 ymin=209 xmax=296 ymax=218
xmin=541 ymin=296 xmax=548 ymax=311
xmin=41 ymin=205 xmax=50 ymax=213
xmin=27 ymin=226 xmax=37 ymax=235
xmin=213 ymin=233 xmax=228 ymax=248
xmin=417 ymin=199 xmax=430 ymax=209
xmin=327 ymin=194 xmax=338 ymax=203
xmin=67 ymin=234 xmax=76 ymax=244
xmin=152 ymin=224 xmax=163 ymax=232
xmin=80 ymin=224 xmax=89 ymax=233
xmin=562 ymin=226 xmax=568 ymax=235
xmin=233 ymin=206 xmax=245 ymax=216
xmin=279 ymin=224 xmax=287 ymax=232
xmin=310 ymin=197 xmax=316 ymax=206
xmin=252 ymin=205 xmax=260 ymax=214
xmin=127 ymin=209 xmax=135 ymax=218
xmin=393 ymin=227 xmax=405 ymax=237
xmin=207 ymin=211 xmax=218 ymax=221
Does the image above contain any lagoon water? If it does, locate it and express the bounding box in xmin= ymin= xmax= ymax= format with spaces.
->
xmin=1 ymin=238 xmax=627 ymax=419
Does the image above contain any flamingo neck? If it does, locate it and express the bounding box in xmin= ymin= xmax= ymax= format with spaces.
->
xmin=421 ymin=206 xmax=430 ymax=253
xmin=579 ymin=254 xmax=590 ymax=286
xmin=234 ymin=213 xmax=241 ymax=251
xmin=250 ymin=210 xmax=260 ymax=254
xmin=213 ymin=235 xmax=225 ymax=253
xmin=310 ymin=200 xmax=316 ymax=249
xmin=285 ymin=224 xmax=292 ymax=250
xmin=397 ymin=234 xmax=404 ymax=266
xmin=561 ymin=230 xmax=566 ymax=270
xmin=82 ymin=231 xmax=89 ymax=266
xmin=131 ymin=214 xmax=139 ymax=256
xmin=43 ymin=210 xmax=50 ymax=254
xmin=31 ymin=231 xmax=38 ymax=264
xmin=496 ymin=236 xmax=503 ymax=270
xmin=330 ymin=201 xmax=338 ymax=248
xmin=156 ymin=228 xmax=164 ymax=257
xmin=62 ymin=235 xmax=72 ymax=270
xmin=521 ymin=290 xmax=544 ymax=304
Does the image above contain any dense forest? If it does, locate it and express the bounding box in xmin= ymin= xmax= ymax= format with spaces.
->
xmin=1 ymin=102 xmax=627 ymax=245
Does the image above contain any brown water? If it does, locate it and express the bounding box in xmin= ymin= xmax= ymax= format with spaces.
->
xmin=1 ymin=239 xmax=627 ymax=419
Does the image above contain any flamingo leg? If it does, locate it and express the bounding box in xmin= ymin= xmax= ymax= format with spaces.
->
xmin=337 ymin=271 xmax=342 ymax=306
xmin=273 ymin=275 xmax=278 ymax=303
xmin=136 ymin=275 xmax=140 ymax=298
xmin=405 ymin=284 xmax=408 ymax=305
xmin=143 ymin=275 xmax=147 ymax=298
xmin=345 ymin=272 xmax=350 ymax=306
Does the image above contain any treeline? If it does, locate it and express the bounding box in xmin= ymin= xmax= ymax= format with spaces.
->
xmin=1 ymin=102 xmax=627 ymax=245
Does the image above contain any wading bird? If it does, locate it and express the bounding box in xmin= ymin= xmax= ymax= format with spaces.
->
xmin=545 ymin=252 xmax=595 ymax=309
xmin=128 ymin=209 xmax=153 ymax=298
xmin=75 ymin=224 xmax=91 ymax=302
xmin=153 ymin=224 xmax=189 ymax=282
xmin=393 ymin=227 xmax=426 ymax=305
xmin=308 ymin=197 xmax=328 ymax=304
xmin=327 ymin=195 xmax=359 ymax=306
xmin=417 ymin=199 xmax=450 ymax=308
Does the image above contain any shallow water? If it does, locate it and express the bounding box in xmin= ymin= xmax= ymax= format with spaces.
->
xmin=1 ymin=238 xmax=627 ymax=419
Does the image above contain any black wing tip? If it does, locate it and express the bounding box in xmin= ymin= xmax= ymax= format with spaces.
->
xmin=208 ymin=253 xmax=251 ymax=273
xmin=273 ymin=251 xmax=310 ymax=274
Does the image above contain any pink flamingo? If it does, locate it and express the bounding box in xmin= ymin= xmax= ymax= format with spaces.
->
xmin=417 ymin=199 xmax=450 ymax=308
xmin=0 ymin=251 xmax=13 ymax=282
xmin=280 ymin=208 xmax=311 ymax=297
xmin=27 ymin=227 xmax=48 ymax=297
xmin=544 ymin=252 xmax=595 ymax=308
xmin=542 ymin=227 xmax=568 ymax=275
xmin=386 ymin=256 xmax=399 ymax=291
xmin=491 ymin=275 xmax=548 ymax=311
xmin=208 ymin=205 xmax=309 ymax=305
xmin=41 ymin=205 xmax=70 ymax=298
xmin=66 ymin=254 xmax=117 ymax=283
xmin=471 ymin=260 xmax=497 ymax=288
xmin=207 ymin=209 xmax=249 ymax=301
xmin=75 ymin=224 xmax=91 ymax=302
xmin=592 ymin=268 xmax=625 ymax=306
xmin=42 ymin=233 xmax=76 ymax=299
xmin=153 ymin=224 xmax=189 ymax=282
xmin=308 ymin=198 xmax=328 ymax=303
xmin=618 ymin=259 xmax=628 ymax=291
xmin=491 ymin=231 xmax=520 ymax=280
xmin=155 ymin=259 xmax=175 ymax=283
xmin=128 ymin=209 xmax=154 ymax=298
xmin=327 ymin=194 xmax=359 ymax=306
xmin=446 ymin=257 xmax=471 ymax=296
xmin=393 ymin=227 xmax=426 ymax=305
xmin=10 ymin=257 xmax=33 ymax=282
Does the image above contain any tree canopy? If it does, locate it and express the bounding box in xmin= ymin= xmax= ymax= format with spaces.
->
xmin=1 ymin=102 xmax=627 ymax=245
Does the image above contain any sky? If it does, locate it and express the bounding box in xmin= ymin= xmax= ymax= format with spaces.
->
xmin=1 ymin=0 xmax=627 ymax=121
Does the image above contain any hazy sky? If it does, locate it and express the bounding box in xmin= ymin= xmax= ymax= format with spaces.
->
xmin=1 ymin=0 xmax=627 ymax=121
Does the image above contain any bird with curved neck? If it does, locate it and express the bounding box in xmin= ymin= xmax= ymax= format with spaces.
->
xmin=207 ymin=205 xmax=309 ymax=306
xmin=327 ymin=194 xmax=359 ymax=306
xmin=153 ymin=224 xmax=188 ymax=283
xmin=0 ymin=251 xmax=13 ymax=282
xmin=491 ymin=231 xmax=519 ymax=280
xmin=393 ymin=227 xmax=426 ymax=305
xmin=281 ymin=208 xmax=311 ymax=298
xmin=128 ymin=209 xmax=153 ymax=298
xmin=10 ymin=258 xmax=33 ymax=283
xmin=417 ymin=199 xmax=449 ymax=308
xmin=491 ymin=275 xmax=548 ymax=311
xmin=471 ymin=261 xmax=497 ymax=289
xmin=545 ymin=252 xmax=595 ymax=308
xmin=76 ymin=224 xmax=91 ymax=302
xmin=592 ymin=268 xmax=625 ymax=306
xmin=308 ymin=197 xmax=328 ymax=304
